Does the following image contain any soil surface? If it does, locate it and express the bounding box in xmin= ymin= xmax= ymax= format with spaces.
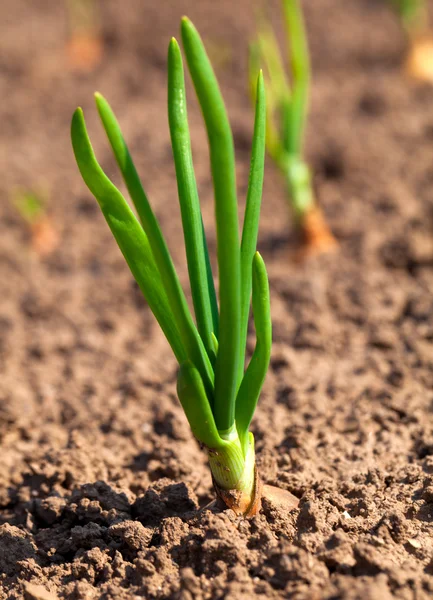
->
xmin=1 ymin=0 xmax=433 ymax=598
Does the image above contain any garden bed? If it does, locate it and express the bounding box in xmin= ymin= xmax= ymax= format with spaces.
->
xmin=0 ymin=0 xmax=432 ymax=598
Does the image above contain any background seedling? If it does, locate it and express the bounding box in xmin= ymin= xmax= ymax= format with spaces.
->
xmin=389 ymin=0 xmax=433 ymax=82
xmin=66 ymin=0 xmax=103 ymax=72
xmin=71 ymin=17 xmax=298 ymax=516
xmin=249 ymin=0 xmax=337 ymax=257
xmin=12 ymin=188 xmax=59 ymax=257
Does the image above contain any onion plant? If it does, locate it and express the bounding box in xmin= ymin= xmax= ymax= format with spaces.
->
xmin=391 ymin=0 xmax=427 ymax=25
xmin=249 ymin=0 xmax=337 ymax=255
xmin=71 ymin=18 xmax=297 ymax=516
xmin=12 ymin=188 xmax=58 ymax=257
xmin=66 ymin=0 xmax=102 ymax=72
xmin=389 ymin=0 xmax=433 ymax=82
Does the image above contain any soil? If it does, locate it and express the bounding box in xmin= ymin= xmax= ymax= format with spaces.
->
xmin=1 ymin=0 xmax=433 ymax=598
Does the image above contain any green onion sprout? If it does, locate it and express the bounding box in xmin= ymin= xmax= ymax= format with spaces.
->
xmin=66 ymin=0 xmax=102 ymax=72
xmin=12 ymin=187 xmax=58 ymax=256
xmin=249 ymin=0 xmax=337 ymax=255
xmin=389 ymin=0 xmax=433 ymax=82
xmin=71 ymin=17 xmax=276 ymax=516
xmin=391 ymin=0 xmax=427 ymax=31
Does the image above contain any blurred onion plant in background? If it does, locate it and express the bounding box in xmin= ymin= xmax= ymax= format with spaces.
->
xmin=249 ymin=0 xmax=337 ymax=257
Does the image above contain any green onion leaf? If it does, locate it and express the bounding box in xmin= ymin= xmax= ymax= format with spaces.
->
xmin=70 ymin=107 xmax=185 ymax=362
xmin=238 ymin=71 xmax=266 ymax=385
xmin=201 ymin=217 xmax=219 ymax=338
xmin=93 ymin=92 xmax=214 ymax=394
xmin=177 ymin=361 xmax=225 ymax=449
xmin=181 ymin=17 xmax=240 ymax=432
xmin=249 ymin=42 xmax=286 ymax=171
xmin=282 ymin=0 xmax=310 ymax=156
xmin=236 ymin=252 xmax=272 ymax=456
xmin=257 ymin=24 xmax=290 ymax=107
xmin=167 ymin=38 xmax=218 ymax=363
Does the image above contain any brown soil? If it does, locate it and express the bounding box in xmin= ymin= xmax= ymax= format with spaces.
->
xmin=1 ymin=0 xmax=433 ymax=598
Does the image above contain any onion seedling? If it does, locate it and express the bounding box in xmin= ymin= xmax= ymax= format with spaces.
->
xmin=389 ymin=0 xmax=433 ymax=82
xmin=71 ymin=18 xmax=298 ymax=516
xmin=12 ymin=188 xmax=58 ymax=257
xmin=66 ymin=0 xmax=103 ymax=72
xmin=249 ymin=0 xmax=337 ymax=256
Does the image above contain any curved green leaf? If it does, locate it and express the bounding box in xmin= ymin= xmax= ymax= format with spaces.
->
xmin=235 ymin=252 xmax=272 ymax=456
xmin=93 ymin=93 xmax=214 ymax=393
xmin=238 ymin=71 xmax=266 ymax=385
xmin=177 ymin=361 xmax=226 ymax=449
xmin=70 ymin=107 xmax=185 ymax=362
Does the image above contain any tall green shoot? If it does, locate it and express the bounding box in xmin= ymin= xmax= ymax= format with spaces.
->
xmin=388 ymin=0 xmax=433 ymax=83
xmin=71 ymin=17 xmax=272 ymax=516
xmin=250 ymin=0 xmax=337 ymax=254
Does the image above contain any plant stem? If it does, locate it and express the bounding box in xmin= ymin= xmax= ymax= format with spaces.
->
xmin=208 ymin=429 xmax=256 ymax=500
xmin=239 ymin=72 xmax=266 ymax=386
xmin=177 ymin=362 xmax=258 ymax=514
xmin=285 ymin=156 xmax=314 ymax=222
xmin=282 ymin=0 xmax=310 ymax=157
xmin=236 ymin=253 xmax=272 ymax=457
